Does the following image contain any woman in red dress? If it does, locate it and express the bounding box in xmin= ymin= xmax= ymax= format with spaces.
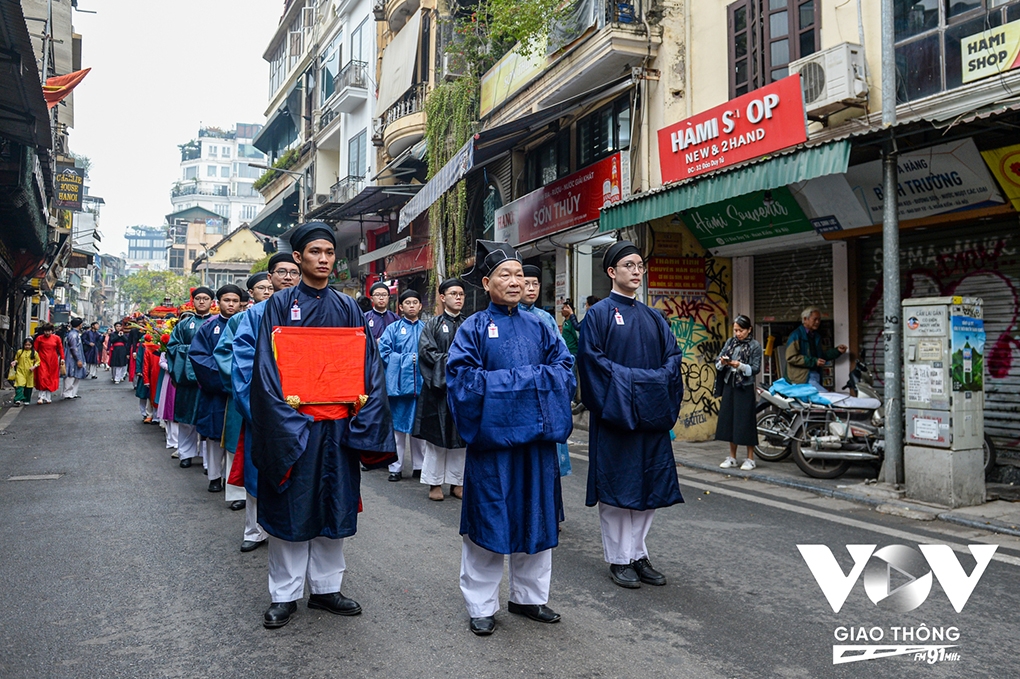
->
xmin=33 ymin=323 xmax=64 ymax=404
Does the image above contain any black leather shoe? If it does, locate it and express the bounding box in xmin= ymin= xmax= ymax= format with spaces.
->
xmin=179 ymin=458 xmax=192 ymax=468
xmin=469 ymin=616 xmax=495 ymax=635
xmin=240 ymin=539 xmax=266 ymax=553
xmin=263 ymin=601 xmax=297 ymax=629
xmin=208 ymin=478 xmax=224 ymax=493
xmin=229 ymin=500 xmax=246 ymax=511
xmin=609 ymin=563 xmax=641 ymax=589
xmin=388 ymin=472 xmax=402 ymax=482
xmin=307 ymin=592 xmax=362 ymax=616
xmin=632 ymin=557 xmax=667 ymax=586
xmin=507 ymin=601 xmax=561 ymax=623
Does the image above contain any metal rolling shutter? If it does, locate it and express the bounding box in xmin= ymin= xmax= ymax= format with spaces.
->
xmin=753 ymin=245 xmax=834 ymax=323
xmin=857 ymin=221 xmax=1020 ymax=455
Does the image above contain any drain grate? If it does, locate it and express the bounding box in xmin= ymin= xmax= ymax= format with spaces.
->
xmin=7 ymin=474 xmax=62 ymax=481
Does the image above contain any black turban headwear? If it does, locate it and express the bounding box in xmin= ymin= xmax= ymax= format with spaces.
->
xmin=438 ymin=278 xmax=464 ymax=294
xmin=399 ymin=289 xmax=421 ymax=303
xmin=463 ymin=240 xmax=521 ymax=288
xmin=192 ymin=286 xmax=214 ymax=299
xmin=216 ymin=284 xmax=244 ymax=300
xmin=289 ymin=221 xmax=336 ymax=253
xmin=601 ymin=240 xmax=641 ymax=273
xmin=268 ymin=252 xmax=297 ymax=273
xmin=246 ymin=272 xmax=269 ymax=290
xmin=370 ymin=281 xmax=390 ymax=295
xmin=522 ymin=264 xmax=541 ymax=279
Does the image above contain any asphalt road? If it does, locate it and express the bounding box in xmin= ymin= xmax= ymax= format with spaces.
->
xmin=1 ymin=378 xmax=1018 ymax=678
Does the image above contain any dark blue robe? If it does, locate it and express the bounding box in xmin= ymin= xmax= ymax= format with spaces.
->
xmin=578 ymin=291 xmax=685 ymax=510
xmin=214 ymin=313 xmax=245 ymax=455
xmin=232 ymin=301 xmax=267 ymax=497
xmin=81 ymin=329 xmax=101 ymax=364
xmin=166 ymin=314 xmax=210 ymax=425
xmin=189 ymin=314 xmax=230 ymax=440
xmin=364 ymin=308 xmax=400 ymax=341
xmin=251 ymin=281 xmax=397 ymax=542
xmin=447 ymin=303 xmax=575 ymax=555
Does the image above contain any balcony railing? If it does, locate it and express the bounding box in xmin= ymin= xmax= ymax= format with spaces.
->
xmin=383 ymin=83 xmax=427 ymax=128
xmin=172 ymin=182 xmax=229 ymax=198
xmin=331 ymin=175 xmax=365 ymax=204
xmin=336 ymin=60 xmax=368 ymax=93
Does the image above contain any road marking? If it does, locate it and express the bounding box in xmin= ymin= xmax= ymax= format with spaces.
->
xmin=0 ymin=406 xmax=22 ymax=431
xmin=7 ymin=474 xmax=62 ymax=481
xmin=675 ymin=473 xmax=1020 ymax=567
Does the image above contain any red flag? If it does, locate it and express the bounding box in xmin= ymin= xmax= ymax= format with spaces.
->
xmin=43 ymin=68 xmax=91 ymax=109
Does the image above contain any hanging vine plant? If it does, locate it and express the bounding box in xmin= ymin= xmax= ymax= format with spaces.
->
xmin=424 ymin=74 xmax=477 ymax=287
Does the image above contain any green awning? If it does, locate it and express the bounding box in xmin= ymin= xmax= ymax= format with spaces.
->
xmin=599 ymin=140 xmax=851 ymax=233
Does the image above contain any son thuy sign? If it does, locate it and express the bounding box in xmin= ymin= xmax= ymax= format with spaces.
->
xmin=658 ymin=75 xmax=807 ymax=184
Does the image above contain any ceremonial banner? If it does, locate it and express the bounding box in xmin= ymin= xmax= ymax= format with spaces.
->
xmin=271 ymin=326 xmax=367 ymax=421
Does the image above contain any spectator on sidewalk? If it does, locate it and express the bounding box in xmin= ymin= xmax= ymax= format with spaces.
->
xmin=9 ymin=337 xmax=39 ymax=406
xmin=784 ymin=307 xmax=846 ymax=388
xmin=716 ymin=315 xmax=762 ymax=471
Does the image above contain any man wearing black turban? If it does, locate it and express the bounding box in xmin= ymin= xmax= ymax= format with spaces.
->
xmin=577 ymin=241 xmax=685 ymax=590
xmin=166 ymin=287 xmax=215 ymax=468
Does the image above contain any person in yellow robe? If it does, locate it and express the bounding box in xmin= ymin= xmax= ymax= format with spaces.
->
xmin=10 ymin=337 xmax=40 ymax=406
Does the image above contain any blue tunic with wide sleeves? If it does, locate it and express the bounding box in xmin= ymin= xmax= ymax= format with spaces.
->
xmin=578 ymin=291 xmax=685 ymax=510
xmin=522 ymin=303 xmax=573 ymax=477
xmin=81 ymin=329 xmax=101 ymax=364
xmin=250 ymin=282 xmax=397 ymax=542
xmin=378 ymin=317 xmax=424 ymax=434
xmin=166 ymin=314 xmax=209 ymax=425
xmin=447 ymin=303 xmax=575 ymax=555
xmin=189 ymin=315 xmax=229 ymax=440
xmin=213 ymin=312 xmax=245 ymax=454
xmin=365 ymin=308 xmax=400 ymax=341
xmin=231 ymin=301 xmax=267 ymax=497
xmin=64 ymin=329 xmax=88 ymax=379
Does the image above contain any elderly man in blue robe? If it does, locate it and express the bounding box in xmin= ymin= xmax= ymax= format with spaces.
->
xmin=447 ymin=240 xmax=575 ymax=636
xmin=378 ymin=288 xmax=425 ymax=482
xmin=166 ymin=289 xmax=214 ymax=468
xmin=189 ymin=284 xmax=244 ymax=495
xmin=577 ymin=241 xmax=685 ymax=590
xmin=227 ymin=253 xmax=301 ymax=553
xmin=250 ymin=222 xmax=396 ymax=630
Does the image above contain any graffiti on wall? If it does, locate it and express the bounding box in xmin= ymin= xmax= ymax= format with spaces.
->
xmin=649 ymin=222 xmax=731 ymax=441
xmin=862 ymin=232 xmax=1020 ymax=446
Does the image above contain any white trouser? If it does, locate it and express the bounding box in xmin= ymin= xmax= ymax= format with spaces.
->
xmin=165 ymin=421 xmax=178 ymax=448
xmin=244 ymin=493 xmax=268 ymax=543
xmin=267 ymin=536 xmax=346 ymax=603
xmin=37 ymin=390 xmax=54 ymax=403
xmin=420 ymin=442 xmax=466 ymax=486
xmin=459 ymin=537 xmax=552 ymax=618
xmin=177 ymin=423 xmax=199 ymax=460
xmin=201 ymin=439 xmax=207 ymax=468
xmin=205 ymin=438 xmax=225 ymax=481
xmin=87 ymin=363 xmax=98 ymax=378
xmin=598 ymin=503 xmax=656 ymax=565
xmin=225 ymin=452 xmax=245 ymax=501
xmin=139 ymin=398 xmax=153 ymax=417
xmin=389 ymin=431 xmax=426 ymax=473
xmin=62 ymin=377 xmax=80 ymax=398
xmin=112 ymin=366 xmax=127 ymax=382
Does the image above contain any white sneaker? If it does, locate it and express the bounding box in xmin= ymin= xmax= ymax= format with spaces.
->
xmin=720 ymin=457 xmax=738 ymax=468
xmin=740 ymin=459 xmax=757 ymax=471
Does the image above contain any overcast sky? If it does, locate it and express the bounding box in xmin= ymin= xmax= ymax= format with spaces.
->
xmin=70 ymin=0 xmax=285 ymax=257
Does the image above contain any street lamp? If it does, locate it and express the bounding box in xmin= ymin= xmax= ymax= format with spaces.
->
xmin=248 ymin=163 xmax=305 ymax=225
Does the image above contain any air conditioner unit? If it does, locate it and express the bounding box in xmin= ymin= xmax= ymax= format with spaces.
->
xmin=442 ymin=53 xmax=466 ymax=81
xmin=315 ymin=193 xmax=329 ymax=206
xmin=789 ymin=42 xmax=868 ymax=120
xmin=371 ymin=117 xmax=385 ymax=146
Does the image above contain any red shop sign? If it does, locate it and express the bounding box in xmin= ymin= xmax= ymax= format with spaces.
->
xmin=657 ymin=75 xmax=807 ymax=184
xmin=645 ymin=256 xmax=705 ymax=294
xmin=495 ymin=152 xmax=628 ymax=245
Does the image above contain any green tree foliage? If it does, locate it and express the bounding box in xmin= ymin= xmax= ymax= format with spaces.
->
xmin=250 ymin=254 xmax=271 ymax=273
xmin=118 ymin=269 xmax=200 ymax=310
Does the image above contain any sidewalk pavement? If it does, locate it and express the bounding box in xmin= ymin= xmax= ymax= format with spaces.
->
xmin=568 ymin=412 xmax=1020 ymax=539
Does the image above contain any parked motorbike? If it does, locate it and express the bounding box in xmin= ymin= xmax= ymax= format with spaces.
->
xmin=754 ymin=360 xmax=997 ymax=479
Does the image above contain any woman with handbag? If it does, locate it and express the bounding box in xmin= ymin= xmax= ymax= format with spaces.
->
xmin=8 ymin=337 xmax=40 ymax=406
xmin=33 ymin=323 xmax=65 ymax=404
xmin=715 ymin=314 xmax=762 ymax=470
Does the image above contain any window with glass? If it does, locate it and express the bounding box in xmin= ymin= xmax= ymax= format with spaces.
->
xmin=576 ymin=97 xmax=631 ymax=168
xmin=320 ymin=31 xmax=343 ymax=103
xmin=525 ymin=132 xmax=571 ymax=193
xmin=727 ymin=0 xmax=819 ymax=97
xmin=184 ymin=166 xmax=198 ymax=180
xmin=207 ymin=165 xmax=217 ymax=177
xmin=894 ymin=0 xmax=1020 ymax=102
xmin=350 ymin=18 xmax=369 ymax=64
xmin=220 ymin=166 xmax=230 ymax=178
xmin=348 ymin=129 xmax=368 ymax=178
xmin=222 ymin=147 xmax=231 ymax=158
xmin=170 ymin=249 xmax=184 ymax=270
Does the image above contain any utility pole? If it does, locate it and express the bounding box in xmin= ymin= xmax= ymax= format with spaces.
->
xmin=881 ymin=0 xmax=903 ymax=486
